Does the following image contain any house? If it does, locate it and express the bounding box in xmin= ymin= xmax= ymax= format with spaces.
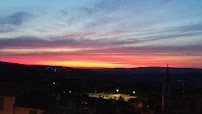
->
xmin=0 ymin=94 xmax=47 ymax=114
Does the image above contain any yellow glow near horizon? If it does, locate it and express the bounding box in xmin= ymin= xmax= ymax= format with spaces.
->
xmin=38 ymin=60 xmax=136 ymax=68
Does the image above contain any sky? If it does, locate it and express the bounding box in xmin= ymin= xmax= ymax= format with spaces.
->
xmin=0 ymin=0 xmax=202 ymax=68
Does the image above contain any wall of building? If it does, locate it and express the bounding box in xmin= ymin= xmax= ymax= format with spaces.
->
xmin=129 ymin=101 xmax=143 ymax=109
xmin=14 ymin=107 xmax=45 ymax=114
xmin=0 ymin=96 xmax=15 ymax=114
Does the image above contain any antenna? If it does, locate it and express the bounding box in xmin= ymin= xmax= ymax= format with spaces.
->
xmin=167 ymin=64 xmax=168 ymax=72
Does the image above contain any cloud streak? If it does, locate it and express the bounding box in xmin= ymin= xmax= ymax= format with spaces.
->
xmin=0 ymin=12 xmax=32 ymax=26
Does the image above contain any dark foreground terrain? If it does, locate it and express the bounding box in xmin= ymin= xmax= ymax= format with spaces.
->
xmin=0 ymin=61 xmax=202 ymax=114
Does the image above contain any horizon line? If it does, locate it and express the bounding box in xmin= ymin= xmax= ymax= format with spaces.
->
xmin=1 ymin=60 xmax=201 ymax=70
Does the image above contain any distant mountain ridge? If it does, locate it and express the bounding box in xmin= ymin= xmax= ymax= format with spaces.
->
xmin=0 ymin=61 xmax=201 ymax=70
xmin=0 ymin=61 xmax=72 ymax=69
xmin=0 ymin=61 xmax=19 ymax=65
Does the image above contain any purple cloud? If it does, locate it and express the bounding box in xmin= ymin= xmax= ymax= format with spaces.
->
xmin=0 ymin=12 xmax=32 ymax=26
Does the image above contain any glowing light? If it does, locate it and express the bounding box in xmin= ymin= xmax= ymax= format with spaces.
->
xmin=38 ymin=60 xmax=135 ymax=68
xmin=133 ymin=91 xmax=136 ymax=94
xmin=69 ymin=91 xmax=72 ymax=94
xmin=88 ymin=93 xmax=136 ymax=101
xmin=116 ymin=89 xmax=119 ymax=93
xmin=53 ymin=82 xmax=56 ymax=85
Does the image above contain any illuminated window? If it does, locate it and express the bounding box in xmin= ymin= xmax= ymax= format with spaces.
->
xmin=0 ymin=98 xmax=4 ymax=110
xmin=29 ymin=110 xmax=37 ymax=114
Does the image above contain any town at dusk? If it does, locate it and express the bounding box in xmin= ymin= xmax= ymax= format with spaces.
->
xmin=0 ymin=0 xmax=202 ymax=114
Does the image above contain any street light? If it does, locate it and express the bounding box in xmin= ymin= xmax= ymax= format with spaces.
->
xmin=116 ymin=89 xmax=119 ymax=93
xmin=133 ymin=91 xmax=136 ymax=94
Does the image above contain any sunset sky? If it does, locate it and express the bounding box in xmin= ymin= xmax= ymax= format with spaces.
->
xmin=0 ymin=0 xmax=202 ymax=68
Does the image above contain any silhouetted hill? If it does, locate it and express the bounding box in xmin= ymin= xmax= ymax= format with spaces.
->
xmin=0 ymin=61 xmax=72 ymax=81
xmin=0 ymin=61 xmax=201 ymax=94
xmin=0 ymin=61 xmax=19 ymax=65
xmin=0 ymin=61 xmax=201 ymax=81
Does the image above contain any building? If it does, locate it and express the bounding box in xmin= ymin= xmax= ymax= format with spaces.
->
xmin=0 ymin=96 xmax=15 ymax=114
xmin=0 ymin=95 xmax=46 ymax=114
xmin=128 ymin=98 xmax=143 ymax=109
